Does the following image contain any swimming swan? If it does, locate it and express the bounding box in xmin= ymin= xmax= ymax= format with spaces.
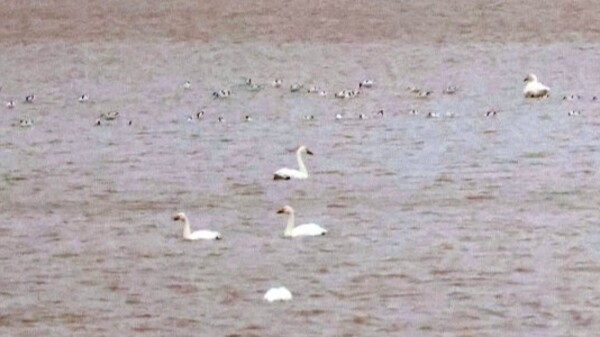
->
xmin=277 ymin=205 xmax=327 ymax=237
xmin=264 ymin=286 xmax=292 ymax=302
xmin=172 ymin=212 xmax=222 ymax=240
xmin=273 ymin=146 xmax=313 ymax=180
xmin=523 ymin=73 xmax=550 ymax=98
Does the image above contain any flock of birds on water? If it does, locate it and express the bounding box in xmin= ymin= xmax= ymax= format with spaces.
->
xmin=2 ymin=72 xmax=595 ymax=302
xmin=2 ymin=72 xmax=596 ymax=129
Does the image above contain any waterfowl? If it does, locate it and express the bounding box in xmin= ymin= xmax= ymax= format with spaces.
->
xmin=186 ymin=116 xmax=194 ymax=122
xmin=358 ymin=113 xmax=368 ymax=120
xmin=523 ymin=73 xmax=550 ymax=98
xmin=307 ymin=86 xmax=319 ymax=94
xmin=272 ymin=79 xmax=283 ymax=88
xmin=100 ymin=111 xmax=119 ymax=121
xmin=303 ymin=114 xmax=315 ymax=120
xmin=445 ymin=111 xmax=456 ymax=118
xmin=277 ymin=205 xmax=327 ymax=237
xmin=6 ymin=100 xmax=15 ymax=109
xmin=359 ymin=79 xmax=374 ymax=88
xmin=290 ymin=83 xmax=303 ymax=92
xmin=562 ymin=94 xmax=580 ymax=101
xmin=417 ymin=90 xmax=432 ymax=97
xmin=406 ymin=86 xmax=421 ymax=93
xmin=24 ymin=94 xmax=34 ymax=103
xmin=318 ymin=90 xmax=327 ymax=97
xmin=426 ymin=112 xmax=440 ymax=118
xmin=218 ymin=116 xmax=225 ymax=123
xmin=196 ymin=111 xmax=205 ymax=119
xmin=264 ymin=286 xmax=292 ymax=302
xmin=485 ymin=109 xmax=499 ymax=117
xmin=213 ymin=90 xmax=231 ymax=98
xmin=273 ymin=146 xmax=313 ymax=180
xmin=19 ymin=119 xmax=34 ymax=127
xmin=568 ymin=110 xmax=581 ymax=116
xmin=245 ymin=115 xmax=253 ymax=122
xmin=335 ymin=113 xmax=343 ymax=120
xmin=376 ymin=110 xmax=384 ymax=117
xmin=409 ymin=109 xmax=419 ymax=115
xmin=173 ymin=212 xmax=221 ymax=240
xmin=78 ymin=94 xmax=89 ymax=103
xmin=183 ymin=81 xmax=191 ymax=90
xmin=443 ymin=86 xmax=458 ymax=94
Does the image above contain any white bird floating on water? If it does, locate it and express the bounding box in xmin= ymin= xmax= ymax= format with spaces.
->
xmin=213 ymin=90 xmax=231 ymax=98
xmin=24 ymin=94 xmax=34 ymax=103
xmin=303 ymin=114 xmax=315 ymax=120
xmin=358 ymin=113 xmax=368 ymax=120
xmin=568 ymin=110 xmax=581 ymax=116
xmin=196 ymin=111 xmax=204 ymax=119
xmin=277 ymin=205 xmax=327 ymax=237
xmin=245 ymin=115 xmax=253 ymax=122
xmin=359 ymin=79 xmax=374 ymax=88
xmin=335 ymin=90 xmax=359 ymax=99
xmin=172 ymin=212 xmax=222 ymax=241
xmin=523 ymin=73 xmax=550 ymax=98
xmin=78 ymin=94 xmax=89 ymax=103
xmin=290 ymin=83 xmax=303 ymax=92
xmin=443 ymin=86 xmax=458 ymax=94
xmin=335 ymin=113 xmax=343 ymax=120
xmin=264 ymin=286 xmax=293 ymax=302
xmin=19 ymin=119 xmax=34 ymax=127
xmin=272 ymin=79 xmax=283 ymax=88
xmin=6 ymin=100 xmax=15 ymax=109
xmin=273 ymin=146 xmax=313 ymax=180
xmin=100 ymin=111 xmax=119 ymax=121
xmin=183 ymin=81 xmax=191 ymax=90
xmin=426 ymin=112 xmax=440 ymax=118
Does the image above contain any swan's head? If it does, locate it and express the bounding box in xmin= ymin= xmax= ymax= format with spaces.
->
xmin=277 ymin=205 xmax=294 ymax=214
xmin=297 ymin=146 xmax=313 ymax=155
xmin=524 ymin=73 xmax=538 ymax=83
xmin=173 ymin=212 xmax=186 ymax=221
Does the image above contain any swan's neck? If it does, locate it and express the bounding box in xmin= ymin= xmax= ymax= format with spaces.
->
xmin=284 ymin=213 xmax=295 ymax=237
xmin=182 ymin=217 xmax=192 ymax=238
xmin=296 ymin=151 xmax=308 ymax=175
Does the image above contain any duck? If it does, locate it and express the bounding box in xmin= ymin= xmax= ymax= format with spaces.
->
xmin=272 ymin=79 xmax=283 ymax=88
xmin=562 ymin=94 xmax=580 ymax=101
xmin=183 ymin=81 xmax=191 ymax=90
xmin=273 ymin=146 xmax=313 ymax=180
xmin=78 ymin=94 xmax=89 ymax=103
xmin=172 ymin=212 xmax=222 ymax=240
xmin=359 ymin=79 xmax=374 ymax=88
xmin=523 ymin=73 xmax=550 ymax=98
xmin=213 ymin=90 xmax=231 ymax=98
xmin=290 ymin=83 xmax=303 ymax=92
xmin=277 ymin=205 xmax=327 ymax=237
xmin=485 ymin=109 xmax=499 ymax=117
xmin=100 ymin=111 xmax=119 ymax=121
xmin=24 ymin=94 xmax=34 ymax=103
xmin=443 ymin=86 xmax=458 ymax=94
xmin=19 ymin=119 xmax=34 ymax=127
xmin=264 ymin=286 xmax=292 ymax=302
xmin=6 ymin=100 xmax=15 ymax=109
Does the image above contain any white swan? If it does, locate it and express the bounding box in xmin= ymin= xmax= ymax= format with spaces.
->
xmin=183 ymin=81 xmax=191 ymax=90
xmin=264 ymin=286 xmax=292 ymax=302
xmin=172 ymin=212 xmax=222 ymax=240
xmin=523 ymin=73 xmax=550 ymax=98
xmin=273 ymin=146 xmax=313 ymax=180
xmin=277 ymin=205 xmax=327 ymax=237
xmin=272 ymin=79 xmax=283 ymax=88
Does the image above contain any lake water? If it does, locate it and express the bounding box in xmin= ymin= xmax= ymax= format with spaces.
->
xmin=1 ymin=4 xmax=600 ymax=337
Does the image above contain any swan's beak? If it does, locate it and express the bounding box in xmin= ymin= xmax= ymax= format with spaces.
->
xmin=277 ymin=208 xmax=285 ymax=214
xmin=306 ymin=149 xmax=314 ymax=155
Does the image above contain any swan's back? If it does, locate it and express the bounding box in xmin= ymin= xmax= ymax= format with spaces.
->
xmin=264 ymin=287 xmax=293 ymax=302
xmin=291 ymin=223 xmax=327 ymax=237
xmin=273 ymin=168 xmax=307 ymax=180
xmin=186 ymin=230 xmax=222 ymax=240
